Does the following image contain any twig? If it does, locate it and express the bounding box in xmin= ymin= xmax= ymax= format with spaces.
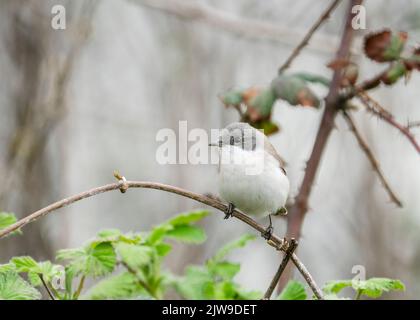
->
xmin=357 ymin=92 xmax=420 ymax=154
xmin=0 ymin=178 xmax=323 ymax=299
xmin=278 ymin=0 xmax=342 ymax=73
xmin=263 ymin=238 xmax=298 ymax=299
xmin=39 ymin=274 xmax=55 ymax=300
xmin=343 ymin=111 xmax=402 ymax=207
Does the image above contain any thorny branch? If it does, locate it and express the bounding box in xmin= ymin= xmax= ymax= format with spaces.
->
xmin=357 ymin=92 xmax=420 ymax=154
xmin=279 ymin=0 xmax=362 ymax=291
xmin=0 ymin=176 xmax=324 ymax=300
xmin=342 ymin=111 xmax=402 ymax=207
xmin=278 ymin=0 xmax=342 ymax=73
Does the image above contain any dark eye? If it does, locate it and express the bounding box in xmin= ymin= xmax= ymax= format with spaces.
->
xmin=230 ymin=136 xmax=234 ymax=145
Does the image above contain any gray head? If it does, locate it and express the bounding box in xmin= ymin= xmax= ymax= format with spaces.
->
xmin=210 ymin=122 xmax=263 ymax=151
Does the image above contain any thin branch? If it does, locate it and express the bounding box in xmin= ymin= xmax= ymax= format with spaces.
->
xmin=0 ymin=178 xmax=323 ymax=299
xmin=343 ymin=111 xmax=403 ymax=207
xmin=39 ymin=274 xmax=55 ymax=300
xmin=278 ymin=0 xmax=342 ymax=73
xmin=357 ymin=92 xmax=420 ymax=154
xmin=264 ymin=238 xmax=298 ymax=299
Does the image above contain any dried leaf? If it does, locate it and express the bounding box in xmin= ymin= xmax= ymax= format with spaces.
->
xmin=364 ymin=29 xmax=407 ymax=62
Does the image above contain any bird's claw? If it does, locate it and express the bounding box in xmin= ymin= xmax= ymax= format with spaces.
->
xmin=261 ymin=225 xmax=273 ymax=240
xmin=224 ymin=203 xmax=235 ymax=219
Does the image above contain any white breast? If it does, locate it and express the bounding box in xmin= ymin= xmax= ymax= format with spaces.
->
xmin=218 ymin=146 xmax=290 ymax=218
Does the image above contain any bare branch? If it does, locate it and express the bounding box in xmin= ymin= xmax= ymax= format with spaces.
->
xmin=343 ymin=111 xmax=403 ymax=207
xmin=0 ymin=178 xmax=323 ymax=299
xmin=278 ymin=0 xmax=342 ymax=73
xmin=264 ymin=238 xmax=298 ymax=299
xmin=357 ymin=92 xmax=420 ymax=154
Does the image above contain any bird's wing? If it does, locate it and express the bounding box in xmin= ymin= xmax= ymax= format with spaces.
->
xmin=264 ymin=138 xmax=287 ymax=175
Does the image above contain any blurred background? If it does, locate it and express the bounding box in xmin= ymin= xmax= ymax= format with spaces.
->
xmin=0 ymin=0 xmax=419 ymax=298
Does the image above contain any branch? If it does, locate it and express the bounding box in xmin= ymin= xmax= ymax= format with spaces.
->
xmin=357 ymin=92 xmax=420 ymax=154
xmin=280 ymin=0 xmax=362 ymax=292
xmin=264 ymin=238 xmax=298 ymax=299
xmin=278 ymin=0 xmax=342 ymax=73
xmin=132 ymin=0 xmax=342 ymax=54
xmin=343 ymin=111 xmax=403 ymax=207
xmin=0 ymin=177 xmax=323 ymax=299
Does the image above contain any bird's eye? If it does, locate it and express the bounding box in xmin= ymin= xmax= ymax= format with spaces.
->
xmin=230 ymin=136 xmax=234 ymax=145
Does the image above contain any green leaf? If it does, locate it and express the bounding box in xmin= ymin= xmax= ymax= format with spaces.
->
xmin=221 ymin=90 xmax=243 ymax=106
xmin=208 ymin=261 xmax=240 ymax=280
xmin=116 ymin=243 xmax=153 ymax=270
xmin=292 ymin=72 xmax=331 ymax=87
xmin=97 ymin=229 xmax=122 ymax=238
xmin=147 ymin=211 xmax=209 ymax=244
xmin=249 ymin=88 xmax=277 ymax=117
xmin=0 ymin=212 xmax=21 ymax=235
xmin=271 ymin=75 xmax=320 ymax=108
xmin=11 ymin=256 xmax=38 ymax=272
xmin=167 ymin=210 xmax=209 ymax=227
xmin=323 ymin=280 xmax=353 ymax=294
xmin=353 ymin=278 xmax=405 ymax=298
xmin=0 ymin=264 xmax=15 ymax=273
xmin=166 ymin=225 xmax=207 ymax=244
xmin=213 ymin=234 xmax=256 ymax=263
xmin=85 ymin=272 xmax=148 ymax=300
xmin=175 ymin=266 xmax=214 ymax=300
xmin=155 ymin=243 xmax=172 ymax=257
xmin=0 ymin=271 xmax=41 ymax=300
xmin=57 ymin=242 xmax=116 ymax=277
xmin=277 ymin=280 xmax=307 ymax=300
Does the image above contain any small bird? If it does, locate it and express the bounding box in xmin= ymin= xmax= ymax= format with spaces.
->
xmin=209 ymin=122 xmax=290 ymax=239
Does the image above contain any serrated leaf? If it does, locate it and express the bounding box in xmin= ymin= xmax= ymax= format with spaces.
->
xmin=116 ymin=243 xmax=153 ymax=270
xmin=0 ymin=264 xmax=15 ymax=273
xmin=0 ymin=271 xmax=41 ymax=300
xmin=353 ymin=278 xmax=405 ymax=298
xmin=0 ymin=212 xmax=21 ymax=235
xmin=277 ymin=280 xmax=307 ymax=300
xmin=167 ymin=211 xmax=209 ymax=227
xmin=213 ymin=234 xmax=256 ymax=263
xmin=209 ymin=261 xmax=240 ymax=280
xmin=322 ymin=280 xmax=353 ymax=294
xmin=97 ymin=229 xmax=122 ymax=238
xmin=57 ymin=242 xmax=116 ymax=277
xmin=165 ymin=225 xmax=207 ymax=244
xmin=85 ymin=272 xmax=148 ymax=300
xmin=147 ymin=211 xmax=208 ymax=244
xmin=11 ymin=256 xmax=38 ymax=272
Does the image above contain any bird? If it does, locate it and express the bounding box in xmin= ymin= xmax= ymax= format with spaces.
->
xmin=209 ymin=122 xmax=290 ymax=240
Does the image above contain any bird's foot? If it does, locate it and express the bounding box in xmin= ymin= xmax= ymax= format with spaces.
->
xmin=224 ymin=203 xmax=235 ymax=219
xmin=275 ymin=206 xmax=288 ymax=216
xmin=261 ymin=225 xmax=273 ymax=240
